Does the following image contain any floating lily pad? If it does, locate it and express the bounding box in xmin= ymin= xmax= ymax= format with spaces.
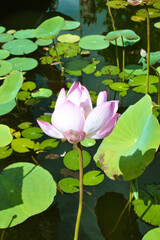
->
xmin=136 ymin=8 xmax=160 ymax=18
xmin=109 ymin=82 xmax=129 ymax=91
xmin=0 ymin=71 xmax=23 ymax=104
xmin=17 ymin=91 xmax=31 ymax=101
xmin=31 ymin=88 xmax=52 ymax=98
xmin=57 ymin=34 xmax=80 ymax=43
xmin=62 ymin=20 xmax=80 ymax=30
xmin=82 ymin=60 xmax=100 ymax=74
xmin=81 ymin=138 xmax=96 ymax=147
xmin=35 ymin=38 xmax=52 ymax=46
xmin=132 ymin=85 xmax=157 ymax=94
xmin=129 ymin=75 xmax=159 ymax=86
xmin=11 ymin=138 xmax=34 ymax=153
xmin=40 ymin=56 xmax=54 ymax=64
xmin=153 ymin=1 xmax=160 ymax=9
xmin=13 ymin=29 xmax=36 ymax=39
xmin=0 ymin=99 xmax=16 ymax=116
xmin=94 ymin=95 xmax=160 ymax=181
xmin=0 ymin=60 xmax=13 ymax=76
xmin=0 ymin=146 xmax=13 ymax=159
xmin=131 ymin=15 xmax=146 ymax=22
xmin=119 ymin=91 xmax=127 ymax=97
xmin=101 ymin=65 xmax=118 ymax=75
xmin=154 ymin=22 xmax=160 ymax=28
xmin=108 ymin=0 xmax=128 ymax=9
xmin=0 ymin=50 xmax=10 ymax=60
xmin=8 ymin=57 xmax=38 ymax=71
xmin=79 ymin=35 xmax=109 ymax=50
xmin=142 ymin=228 xmax=160 ymax=240
xmin=83 ymin=171 xmax=104 ymax=186
xmin=21 ymin=81 xmax=36 ymax=91
xmin=65 ymin=59 xmax=90 ymax=71
xmin=51 ymin=42 xmax=81 ymax=58
xmin=0 ymin=162 xmax=56 ymax=228
xmin=35 ymin=16 xmax=65 ymax=39
xmin=124 ymin=65 xmax=147 ymax=75
xmin=40 ymin=139 xmax=59 ymax=150
xmin=0 ymin=124 xmax=13 ymax=147
xmin=63 ymin=149 xmax=91 ymax=170
xmin=37 ymin=115 xmax=51 ymax=123
xmin=7 ymin=29 xmax=16 ymax=34
xmin=3 ymin=39 xmax=38 ymax=55
xmin=58 ymin=178 xmax=79 ymax=193
xmin=18 ymin=122 xmax=32 ymax=129
xmin=25 ymin=98 xmax=40 ymax=105
xmin=66 ymin=70 xmax=82 ymax=76
xmin=0 ymin=26 xmax=5 ymax=33
xmin=133 ymin=184 xmax=160 ymax=227
xmin=102 ymin=79 xmax=114 ymax=85
xmin=0 ymin=33 xmax=14 ymax=42
xmin=21 ymin=127 xmax=43 ymax=139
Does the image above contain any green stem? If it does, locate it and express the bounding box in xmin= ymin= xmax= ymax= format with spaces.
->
xmin=74 ymin=142 xmax=83 ymax=240
xmin=106 ymin=0 xmax=120 ymax=76
xmin=121 ymin=36 xmax=125 ymax=82
xmin=149 ymin=64 xmax=160 ymax=105
xmin=143 ymin=3 xmax=150 ymax=94
xmin=129 ymin=179 xmax=139 ymax=200
xmin=0 ymin=229 xmax=5 ymax=240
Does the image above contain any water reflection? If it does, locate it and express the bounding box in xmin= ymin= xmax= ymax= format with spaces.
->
xmin=80 ymin=0 xmax=97 ymax=25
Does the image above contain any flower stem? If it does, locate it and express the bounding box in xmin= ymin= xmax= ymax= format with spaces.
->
xmin=0 ymin=230 xmax=5 ymax=240
xmin=74 ymin=142 xmax=83 ymax=240
xmin=121 ymin=36 xmax=125 ymax=82
xmin=143 ymin=3 xmax=150 ymax=94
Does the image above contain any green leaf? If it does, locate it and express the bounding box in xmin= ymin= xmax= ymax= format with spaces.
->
xmin=81 ymin=138 xmax=96 ymax=147
xmin=82 ymin=60 xmax=100 ymax=74
xmin=109 ymin=82 xmax=129 ymax=91
xmin=17 ymin=91 xmax=31 ymax=101
xmin=65 ymin=59 xmax=90 ymax=71
xmin=142 ymin=228 xmax=160 ymax=240
xmin=13 ymin=29 xmax=36 ymax=39
xmin=94 ymin=95 xmax=160 ymax=181
xmin=132 ymin=85 xmax=157 ymax=94
xmin=0 ymin=60 xmax=13 ymax=76
xmin=0 ymin=146 xmax=13 ymax=159
xmin=21 ymin=127 xmax=43 ymax=139
xmin=124 ymin=65 xmax=147 ymax=75
xmin=0 ymin=33 xmax=14 ymax=42
xmin=58 ymin=178 xmax=79 ymax=193
xmin=0 ymin=50 xmax=10 ymax=60
xmin=0 ymin=100 xmax=16 ymax=116
xmin=62 ymin=20 xmax=80 ymax=30
xmin=0 ymin=124 xmax=13 ymax=147
xmin=8 ymin=57 xmax=38 ymax=71
xmin=108 ymin=0 xmax=128 ymax=9
xmin=101 ymin=65 xmax=118 ymax=75
xmin=40 ymin=139 xmax=59 ymax=150
xmin=138 ymin=51 xmax=160 ymax=70
xmin=21 ymin=81 xmax=36 ymax=91
xmin=119 ymin=91 xmax=127 ymax=97
xmin=79 ymin=35 xmax=109 ymax=50
xmin=0 ymin=71 xmax=23 ymax=104
xmin=31 ymin=88 xmax=52 ymax=98
xmin=0 ymin=162 xmax=56 ymax=228
xmin=35 ymin=38 xmax=52 ymax=46
xmin=3 ymin=39 xmax=38 ymax=55
xmin=154 ymin=22 xmax=160 ymax=29
xmin=102 ymin=79 xmax=113 ymax=85
xmin=57 ymin=34 xmax=80 ymax=43
xmin=63 ymin=149 xmax=91 ymax=170
xmin=18 ymin=122 xmax=32 ymax=129
xmin=11 ymin=138 xmax=34 ymax=152
xmin=37 ymin=115 xmax=51 ymax=123
xmin=83 ymin=171 xmax=104 ymax=186
xmin=129 ymin=75 xmax=159 ymax=86
xmin=0 ymin=26 xmax=6 ymax=33
xmin=136 ymin=8 xmax=160 ymax=18
xmin=35 ymin=16 xmax=65 ymax=39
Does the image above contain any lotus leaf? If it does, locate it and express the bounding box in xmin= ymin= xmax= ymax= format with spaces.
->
xmin=136 ymin=8 xmax=160 ymax=18
xmin=142 ymin=228 xmax=160 ymax=240
xmin=108 ymin=0 xmax=128 ymax=9
xmin=81 ymin=138 xmax=96 ymax=147
xmin=0 ymin=33 xmax=14 ymax=42
xmin=0 ymin=50 xmax=10 ymax=60
xmin=79 ymin=35 xmax=109 ymax=50
xmin=0 ymin=146 xmax=13 ymax=159
xmin=138 ymin=51 xmax=160 ymax=70
xmin=58 ymin=178 xmax=79 ymax=193
xmin=83 ymin=171 xmax=104 ymax=186
xmin=35 ymin=39 xmax=52 ymax=46
xmin=124 ymin=65 xmax=147 ymax=75
xmin=131 ymin=15 xmax=145 ymax=22
xmin=94 ymin=95 xmax=160 ymax=181
xmin=0 ymin=26 xmax=5 ymax=33
xmin=101 ymin=65 xmax=118 ymax=75
xmin=11 ymin=138 xmax=34 ymax=153
xmin=57 ymin=34 xmax=80 ymax=43
xmin=17 ymin=91 xmax=31 ymax=101
xmin=40 ymin=139 xmax=59 ymax=150
xmin=8 ymin=57 xmax=38 ymax=71
xmin=31 ymin=88 xmax=52 ymax=98
xmin=109 ymin=82 xmax=129 ymax=91
xmin=0 ymin=124 xmax=13 ymax=147
xmin=0 ymin=60 xmax=12 ymax=76
xmin=13 ymin=29 xmax=36 ymax=39
xmin=62 ymin=20 xmax=80 ymax=30
xmin=21 ymin=127 xmax=43 ymax=139
xmin=154 ymin=22 xmax=160 ymax=28
xmin=0 ymin=100 xmax=16 ymax=116
xmin=18 ymin=122 xmax=32 ymax=129
xmin=102 ymin=79 xmax=113 ymax=85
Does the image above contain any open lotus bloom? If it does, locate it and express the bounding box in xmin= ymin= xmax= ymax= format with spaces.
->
xmin=127 ymin=0 xmax=142 ymax=5
xmin=37 ymin=82 xmax=120 ymax=144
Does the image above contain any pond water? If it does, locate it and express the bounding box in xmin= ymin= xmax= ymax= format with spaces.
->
xmin=0 ymin=0 xmax=160 ymax=239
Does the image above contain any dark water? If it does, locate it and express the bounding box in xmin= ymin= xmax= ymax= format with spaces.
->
xmin=0 ymin=0 xmax=160 ymax=239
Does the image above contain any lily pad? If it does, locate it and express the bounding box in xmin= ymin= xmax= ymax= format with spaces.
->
xmin=31 ymin=88 xmax=52 ymax=98
xmin=63 ymin=149 xmax=91 ymax=170
xmin=102 ymin=79 xmax=114 ymax=85
xmin=82 ymin=60 xmax=100 ymax=74
xmin=132 ymin=85 xmax=157 ymax=94
xmin=51 ymin=42 xmax=81 ymax=58
xmin=153 ymin=1 xmax=160 ymax=9
xmin=154 ymin=22 xmax=160 ymax=28
xmin=142 ymin=228 xmax=160 ymax=240
xmin=0 ymin=162 xmax=56 ymax=228
xmin=0 ymin=100 xmax=16 ymax=116
xmin=124 ymin=65 xmax=147 ymax=75
xmin=0 ymin=146 xmax=13 ymax=159
xmin=0 ymin=71 xmax=23 ymax=104
xmin=81 ymin=138 xmax=96 ymax=147
xmin=0 ymin=33 xmax=14 ymax=42
xmin=0 ymin=50 xmax=10 ymax=60
xmin=18 ymin=122 xmax=32 ymax=129
xmin=0 ymin=60 xmax=13 ymax=76
xmin=17 ymin=91 xmax=31 ymax=101
xmin=79 ymin=35 xmax=109 ymax=50
xmin=136 ymin=8 xmax=160 ymax=18
xmin=21 ymin=127 xmax=43 ymax=139
xmin=129 ymin=75 xmax=159 ymax=86
xmin=108 ymin=0 xmax=128 ymax=9
xmin=57 ymin=34 xmax=80 ymax=43
xmin=35 ymin=39 xmax=52 ymax=46
xmin=83 ymin=171 xmax=104 ymax=186
xmin=0 ymin=26 xmax=6 ymax=33
xmin=131 ymin=15 xmax=146 ymax=22
xmin=109 ymin=82 xmax=129 ymax=91
xmin=58 ymin=178 xmax=79 ymax=193
xmin=11 ymin=138 xmax=34 ymax=153
xmin=21 ymin=81 xmax=36 ymax=91
xmin=3 ymin=39 xmax=38 ymax=55
xmin=0 ymin=124 xmax=13 ymax=147
xmin=94 ymin=95 xmax=160 ymax=181
xmin=40 ymin=139 xmax=59 ymax=150
xmin=13 ymin=29 xmax=36 ymax=39
xmin=65 ymin=58 xmax=90 ymax=71
xmin=8 ymin=57 xmax=38 ymax=71
xmin=62 ymin=20 xmax=80 ymax=30
xmin=101 ymin=65 xmax=118 ymax=75
xmin=35 ymin=16 xmax=65 ymax=39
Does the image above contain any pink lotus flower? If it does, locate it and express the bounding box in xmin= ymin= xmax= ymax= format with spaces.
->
xmin=37 ymin=82 xmax=120 ymax=144
xmin=127 ymin=0 xmax=142 ymax=6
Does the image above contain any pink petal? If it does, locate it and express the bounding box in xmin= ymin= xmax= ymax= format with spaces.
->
xmin=91 ymin=113 xmax=120 ymax=139
xmin=51 ymin=101 xmax=85 ymax=133
xmin=84 ymin=102 xmax=118 ymax=138
xmin=37 ymin=120 xmax=63 ymax=139
xmin=55 ymin=88 xmax=66 ymax=109
xmin=96 ymin=91 xmax=107 ymax=106
xmin=127 ymin=0 xmax=142 ymax=6
xmin=63 ymin=129 xmax=86 ymax=144
xmin=80 ymin=85 xmax=92 ymax=116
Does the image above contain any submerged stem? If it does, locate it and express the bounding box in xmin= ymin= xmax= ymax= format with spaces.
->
xmin=74 ymin=143 xmax=83 ymax=240
xmin=143 ymin=3 xmax=150 ymax=94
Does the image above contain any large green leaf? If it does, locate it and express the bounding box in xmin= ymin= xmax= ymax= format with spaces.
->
xmin=138 ymin=51 xmax=160 ymax=70
xmin=35 ymin=16 xmax=65 ymax=39
xmin=142 ymin=228 xmax=160 ymax=240
xmin=79 ymin=35 xmax=109 ymax=50
xmin=0 ymin=60 xmax=13 ymax=76
xmin=0 ymin=71 xmax=23 ymax=104
xmin=0 ymin=100 xmax=16 ymax=116
xmin=13 ymin=29 xmax=36 ymax=39
xmin=0 ymin=124 xmax=13 ymax=147
xmin=8 ymin=57 xmax=38 ymax=71
xmin=0 ymin=162 xmax=56 ymax=228
xmin=94 ymin=95 xmax=160 ymax=181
